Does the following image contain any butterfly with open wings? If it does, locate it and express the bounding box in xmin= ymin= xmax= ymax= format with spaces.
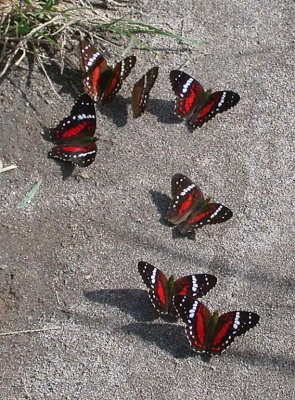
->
xmin=173 ymin=295 xmax=260 ymax=357
xmin=170 ymin=70 xmax=240 ymax=128
xmin=166 ymin=173 xmax=233 ymax=234
xmin=47 ymin=93 xmax=98 ymax=168
xmin=138 ymin=261 xmax=217 ymax=316
xmin=80 ymin=39 xmax=136 ymax=102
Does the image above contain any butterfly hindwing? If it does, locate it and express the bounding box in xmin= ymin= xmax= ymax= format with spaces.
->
xmin=132 ymin=66 xmax=159 ymax=118
xmin=49 ymin=141 xmax=97 ymax=168
xmin=138 ymin=261 xmax=169 ymax=314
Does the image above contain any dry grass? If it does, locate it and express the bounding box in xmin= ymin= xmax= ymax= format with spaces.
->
xmin=0 ymin=0 xmax=196 ymax=85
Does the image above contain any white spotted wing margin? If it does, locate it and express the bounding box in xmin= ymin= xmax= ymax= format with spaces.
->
xmin=173 ymin=295 xmax=260 ymax=357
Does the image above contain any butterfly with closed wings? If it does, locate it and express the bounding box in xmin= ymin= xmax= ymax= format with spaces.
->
xmin=47 ymin=93 xmax=98 ymax=168
xmin=173 ymin=295 xmax=260 ymax=357
xmin=80 ymin=39 xmax=136 ymax=102
xmin=166 ymin=173 xmax=233 ymax=234
xmin=170 ymin=70 xmax=240 ymax=128
xmin=132 ymin=66 xmax=158 ymax=118
xmin=138 ymin=261 xmax=217 ymax=316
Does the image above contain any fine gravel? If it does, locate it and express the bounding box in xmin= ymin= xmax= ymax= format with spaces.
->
xmin=0 ymin=1 xmax=294 ymax=399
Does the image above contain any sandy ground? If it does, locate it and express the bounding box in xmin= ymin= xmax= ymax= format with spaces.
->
xmin=0 ymin=0 xmax=294 ymax=399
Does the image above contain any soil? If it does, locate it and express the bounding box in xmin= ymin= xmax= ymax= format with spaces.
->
xmin=0 ymin=1 xmax=294 ymax=399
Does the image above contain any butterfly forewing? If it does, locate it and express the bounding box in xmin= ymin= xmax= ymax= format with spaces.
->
xmin=173 ymin=296 xmax=211 ymax=353
xmin=174 ymin=274 xmax=217 ymax=298
xmin=48 ymin=93 xmax=96 ymax=143
xmin=101 ymin=56 xmax=136 ymax=102
xmin=167 ymin=173 xmax=205 ymax=225
xmin=138 ymin=261 xmax=169 ymax=314
xmin=170 ymin=71 xmax=205 ymax=119
xmin=189 ymin=91 xmax=240 ymax=128
xmin=210 ymin=311 xmax=260 ymax=355
xmin=80 ymin=40 xmax=108 ymax=100
xmin=132 ymin=66 xmax=158 ymax=118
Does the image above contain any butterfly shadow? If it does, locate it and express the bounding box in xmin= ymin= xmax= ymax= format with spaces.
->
xmin=149 ymin=189 xmax=196 ymax=240
xmin=96 ymin=95 xmax=128 ymax=128
xmin=149 ymin=190 xmax=172 ymax=226
xmin=229 ymin=349 xmax=295 ymax=377
xmin=147 ymin=98 xmax=182 ymax=125
xmin=84 ymin=288 xmax=161 ymax=322
xmin=121 ymin=322 xmax=196 ymax=359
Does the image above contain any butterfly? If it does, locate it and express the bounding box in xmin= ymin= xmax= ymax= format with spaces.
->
xmin=166 ymin=173 xmax=233 ymax=234
xmin=173 ymin=295 xmax=260 ymax=356
xmin=47 ymin=93 xmax=98 ymax=168
xmin=80 ymin=39 xmax=136 ymax=102
xmin=169 ymin=70 xmax=240 ymax=128
xmin=132 ymin=66 xmax=158 ymax=118
xmin=138 ymin=261 xmax=217 ymax=316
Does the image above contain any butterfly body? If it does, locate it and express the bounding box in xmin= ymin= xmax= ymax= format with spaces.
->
xmin=167 ymin=173 xmax=232 ymax=233
xmin=138 ymin=261 xmax=217 ymax=316
xmin=170 ymin=70 xmax=240 ymax=127
xmin=173 ymin=295 xmax=260 ymax=356
xmin=80 ymin=40 xmax=136 ymax=102
xmin=47 ymin=93 xmax=98 ymax=168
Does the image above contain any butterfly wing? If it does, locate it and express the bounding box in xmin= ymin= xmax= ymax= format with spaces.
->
xmin=80 ymin=40 xmax=108 ymax=101
xmin=174 ymin=274 xmax=217 ymax=298
xmin=49 ymin=141 xmax=97 ymax=168
xmin=169 ymin=70 xmax=205 ymax=119
xmin=173 ymin=296 xmax=211 ymax=353
xmin=100 ymin=56 xmax=136 ymax=102
xmin=177 ymin=203 xmax=233 ymax=234
xmin=189 ymin=91 xmax=240 ymax=128
xmin=138 ymin=261 xmax=169 ymax=314
xmin=132 ymin=66 xmax=158 ymax=118
xmin=48 ymin=93 xmax=96 ymax=143
xmin=209 ymin=311 xmax=260 ymax=355
xmin=167 ymin=173 xmax=204 ymax=225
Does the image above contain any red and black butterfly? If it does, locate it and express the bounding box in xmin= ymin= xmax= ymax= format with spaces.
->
xmin=47 ymin=93 xmax=98 ymax=168
xmin=80 ymin=39 xmax=136 ymax=102
xmin=138 ymin=261 xmax=217 ymax=316
xmin=132 ymin=66 xmax=158 ymax=118
xmin=173 ymin=295 xmax=260 ymax=356
xmin=170 ymin=70 xmax=240 ymax=128
xmin=166 ymin=173 xmax=233 ymax=234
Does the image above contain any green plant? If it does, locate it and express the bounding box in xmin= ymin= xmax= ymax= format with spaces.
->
xmin=0 ymin=0 xmax=196 ymax=86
